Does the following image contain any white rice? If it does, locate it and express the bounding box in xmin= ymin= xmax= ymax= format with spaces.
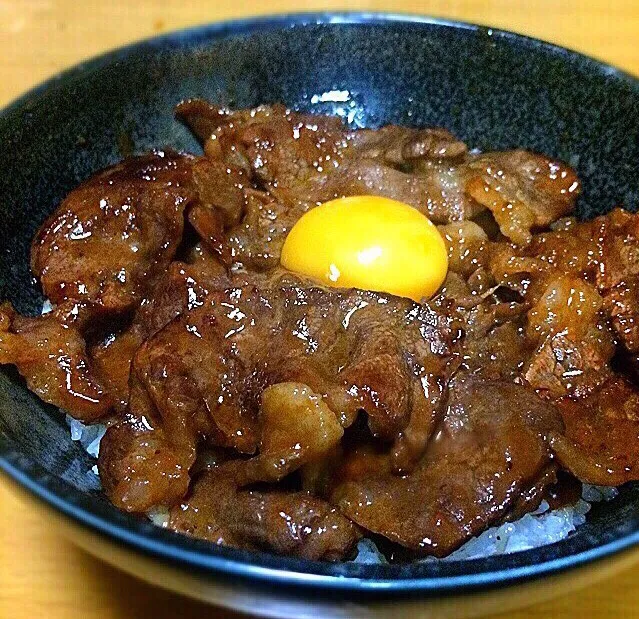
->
xmin=147 ymin=505 xmax=171 ymax=528
xmin=53 ymin=284 xmax=620 ymax=563
xmin=353 ymin=538 xmax=389 ymax=564
xmin=66 ymin=415 xmax=106 ymax=458
xmin=419 ymin=499 xmax=590 ymax=562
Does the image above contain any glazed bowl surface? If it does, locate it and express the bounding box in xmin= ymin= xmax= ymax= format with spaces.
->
xmin=1 ymin=12 xmax=639 ymax=617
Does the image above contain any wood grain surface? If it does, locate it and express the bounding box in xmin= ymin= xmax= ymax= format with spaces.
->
xmin=1 ymin=1 xmax=638 ymax=617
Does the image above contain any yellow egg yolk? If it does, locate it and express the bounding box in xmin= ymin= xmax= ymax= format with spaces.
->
xmin=280 ymin=196 xmax=448 ymax=302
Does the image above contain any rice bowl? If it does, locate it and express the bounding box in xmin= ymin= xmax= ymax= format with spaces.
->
xmin=3 ymin=14 xmax=632 ymax=616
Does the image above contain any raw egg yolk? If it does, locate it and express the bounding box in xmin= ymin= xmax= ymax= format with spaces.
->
xmin=280 ymin=196 xmax=448 ymax=302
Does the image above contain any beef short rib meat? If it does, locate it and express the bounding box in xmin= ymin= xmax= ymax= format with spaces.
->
xmin=552 ymin=376 xmax=639 ymax=485
xmin=178 ymin=101 xmax=579 ymax=272
xmin=98 ymin=410 xmax=194 ymax=512
xmin=0 ymin=302 xmax=111 ymax=421
xmin=333 ymin=378 xmax=563 ymax=557
xmin=222 ymin=382 xmax=345 ymax=486
xmin=169 ymin=470 xmax=360 ymax=561
xmin=31 ymin=151 xmax=197 ymax=315
xmin=98 ymin=286 xmax=460 ymax=510
xmin=464 ymin=150 xmax=579 ymax=245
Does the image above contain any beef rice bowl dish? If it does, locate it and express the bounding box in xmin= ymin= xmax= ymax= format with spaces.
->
xmin=1 ymin=99 xmax=638 ymax=562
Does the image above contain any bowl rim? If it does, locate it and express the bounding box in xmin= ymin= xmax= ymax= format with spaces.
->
xmin=2 ymin=10 xmax=639 ymax=596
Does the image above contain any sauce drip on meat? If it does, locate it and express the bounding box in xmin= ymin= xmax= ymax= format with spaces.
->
xmin=1 ymin=101 xmax=639 ymax=561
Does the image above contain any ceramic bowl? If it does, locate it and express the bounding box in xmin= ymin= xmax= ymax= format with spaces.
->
xmin=2 ymin=13 xmax=639 ymax=618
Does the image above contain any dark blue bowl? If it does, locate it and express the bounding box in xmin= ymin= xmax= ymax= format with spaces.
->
xmin=2 ymin=13 xmax=639 ymax=616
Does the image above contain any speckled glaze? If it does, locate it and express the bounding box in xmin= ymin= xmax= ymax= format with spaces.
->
xmin=2 ymin=13 xmax=639 ymax=614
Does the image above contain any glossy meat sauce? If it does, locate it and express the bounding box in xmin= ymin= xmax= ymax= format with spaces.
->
xmin=2 ymin=101 xmax=639 ymax=561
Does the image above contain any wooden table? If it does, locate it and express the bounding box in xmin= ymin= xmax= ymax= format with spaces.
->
xmin=1 ymin=1 xmax=638 ymax=617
